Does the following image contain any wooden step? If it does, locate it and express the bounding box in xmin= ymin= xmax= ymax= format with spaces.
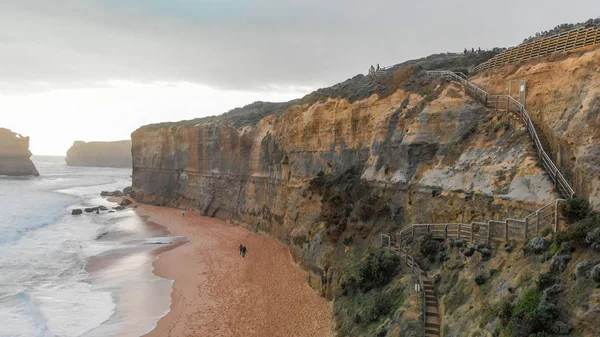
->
xmin=426 ymin=305 xmax=439 ymax=314
xmin=425 ymin=327 xmax=440 ymax=334
xmin=426 ymin=321 xmax=440 ymax=329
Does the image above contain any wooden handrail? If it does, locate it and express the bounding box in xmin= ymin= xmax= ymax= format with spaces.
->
xmin=393 ymin=198 xmax=567 ymax=247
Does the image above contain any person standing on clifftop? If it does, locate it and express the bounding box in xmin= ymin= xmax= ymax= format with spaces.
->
xmin=241 ymin=245 xmax=247 ymax=258
xmin=239 ymin=244 xmax=243 ymax=255
xmin=182 ymin=209 xmax=186 ymax=217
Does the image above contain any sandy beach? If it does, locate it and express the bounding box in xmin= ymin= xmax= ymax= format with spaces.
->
xmin=137 ymin=205 xmax=332 ymax=337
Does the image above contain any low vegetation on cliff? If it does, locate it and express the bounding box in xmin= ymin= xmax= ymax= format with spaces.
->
xmin=399 ymin=198 xmax=600 ymax=337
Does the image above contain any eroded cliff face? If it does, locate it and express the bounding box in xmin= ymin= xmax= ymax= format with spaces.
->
xmin=133 ymin=68 xmax=557 ymax=293
xmin=66 ymin=140 xmax=132 ymax=168
xmin=472 ymin=47 xmax=600 ymax=209
xmin=0 ymin=128 xmax=39 ymax=176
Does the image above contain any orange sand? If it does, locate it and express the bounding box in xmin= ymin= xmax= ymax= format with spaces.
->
xmin=138 ymin=205 xmax=332 ymax=337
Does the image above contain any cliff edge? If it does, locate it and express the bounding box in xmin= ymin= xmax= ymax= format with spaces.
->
xmin=66 ymin=140 xmax=132 ymax=168
xmin=0 ymin=128 xmax=39 ymax=176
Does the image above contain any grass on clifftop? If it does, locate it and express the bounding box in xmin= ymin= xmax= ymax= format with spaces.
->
xmin=140 ymin=51 xmax=501 ymax=131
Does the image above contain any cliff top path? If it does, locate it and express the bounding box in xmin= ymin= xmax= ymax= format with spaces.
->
xmin=138 ymin=205 xmax=332 ymax=337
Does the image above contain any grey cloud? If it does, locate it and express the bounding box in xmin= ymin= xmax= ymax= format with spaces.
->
xmin=0 ymin=0 xmax=597 ymax=92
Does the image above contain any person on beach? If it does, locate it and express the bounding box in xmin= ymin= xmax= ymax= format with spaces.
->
xmin=239 ymin=244 xmax=243 ymax=255
xmin=241 ymin=245 xmax=247 ymax=258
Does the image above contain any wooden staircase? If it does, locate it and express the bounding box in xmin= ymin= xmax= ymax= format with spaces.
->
xmin=427 ymin=70 xmax=575 ymax=199
xmin=381 ymin=236 xmax=442 ymax=337
xmin=422 ymin=272 xmax=441 ymax=337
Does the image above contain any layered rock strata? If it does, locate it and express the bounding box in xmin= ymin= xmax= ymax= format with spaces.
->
xmin=66 ymin=140 xmax=132 ymax=168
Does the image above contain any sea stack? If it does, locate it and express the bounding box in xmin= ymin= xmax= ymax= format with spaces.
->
xmin=66 ymin=140 xmax=132 ymax=168
xmin=0 ymin=128 xmax=39 ymax=176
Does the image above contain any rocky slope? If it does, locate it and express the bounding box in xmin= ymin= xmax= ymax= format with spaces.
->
xmin=0 ymin=128 xmax=39 ymax=176
xmin=472 ymin=47 xmax=600 ymax=209
xmin=66 ymin=140 xmax=132 ymax=168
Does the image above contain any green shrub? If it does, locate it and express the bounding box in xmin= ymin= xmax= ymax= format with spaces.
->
xmin=420 ymin=233 xmax=442 ymax=261
xmin=358 ymin=250 xmax=401 ymax=292
xmin=528 ymin=332 xmax=549 ymax=337
xmin=498 ymin=300 xmax=514 ymax=325
xmin=292 ymin=234 xmax=309 ymax=246
xmin=565 ymin=198 xmax=591 ymax=223
xmin=449 ymin=238 xmax=466 ymax=248
xmin=532 ymin=299 xmax=559 ymax=327
xmin=525 ymin=237 xmax=548 ymax=255
xmin=550 ymin=254 xmax=571 ymax=273
xmin=570 ymin=216 xmax=600 ymax=244
xmin=463 ymin=246 xmax=476 ymax=257
xmin=585 ymin=228 xmax=600 ymax=251
xmin=513 ymin=289 xmax=541 ymax=320
xmin=479 ymin=248 xmax=492 ymax=261
xmin=340 ymin=276 xmax=359 ymax=296
xmin=536 ymin=273 xmax=555 ymax=291
xmin=553 ymin=231 xmax=572 ymax=246
xmin=475 ymin=274 xmax=487 ymax=286
xmin=592 ymin=264 xmax=600 ymax=283
xmin=550 ymin=321 xmax=572 ymax=335
xmin=575 ymin=259 xmax=593 ymax=279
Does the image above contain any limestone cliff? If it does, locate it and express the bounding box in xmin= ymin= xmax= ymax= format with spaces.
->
xmin=132 ymin=64 xmax=556 ymax=288
xmin=472 ymin=47 xmax=600 ymax=209
xmin=0 ymin=128 xmax=39 ymax=176
xmin=130 ymin=39 xmax=600 ymax=337
xmin=66 ymin=140 xmax=132 ymax=168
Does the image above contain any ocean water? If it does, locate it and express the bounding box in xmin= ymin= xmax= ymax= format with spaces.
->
xmin=0 ymin=156 xmax=179 ymax=337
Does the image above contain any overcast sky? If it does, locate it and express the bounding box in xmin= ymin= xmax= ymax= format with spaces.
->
xmin=0 ymin=0 xmax=597 ymax=155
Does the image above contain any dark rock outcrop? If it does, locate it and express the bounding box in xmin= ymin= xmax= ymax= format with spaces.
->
xmin=66 ymin=140 xmax=132 ymax=168
xmin=0 ymin=128 xmax=39 ymax=176
xmin=101 ymin=190 xmax=123 ymax=197
xmin=119 ymin=199 xmax=133 ymax=207
xmin=71 ymin=209 xmax=83 ymax=215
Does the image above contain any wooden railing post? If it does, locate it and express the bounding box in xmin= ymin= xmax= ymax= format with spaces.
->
xmin=554 ymin=200 xmax=559 ymax=232
xmin=487 ymin=221 xmax=491 ymax=243
xmin=471 ymin=225 xmax=474 ymax=243
xmin=505 ymin=219 xmax=509 ymax=242
xmin=458 ymin=223 xmax=462 ymax=239
xmin=536 ymin=211 xmax=540 ymax=235
xmin=444 ymin=224 xmax=448 ymax=239
xmin=524 ymin=217 xmax=529 ymax=240
xmin=412 ymin=225 xmax=415 ymax=239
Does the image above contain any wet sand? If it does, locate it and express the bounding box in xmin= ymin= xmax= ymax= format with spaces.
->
xmin=138 ymin=205 xmax=332 ymax=337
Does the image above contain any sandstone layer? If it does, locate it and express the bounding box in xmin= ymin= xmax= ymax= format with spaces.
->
xmin=472 ymin=47 xmax=600 ymax=209
xmin=132 ymin=65 xmax=559 ymax=299
xmin=66 ymin=140 xmax=132 ymax=168
xmin=0 ymin=128 xmax=39 ymax=176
